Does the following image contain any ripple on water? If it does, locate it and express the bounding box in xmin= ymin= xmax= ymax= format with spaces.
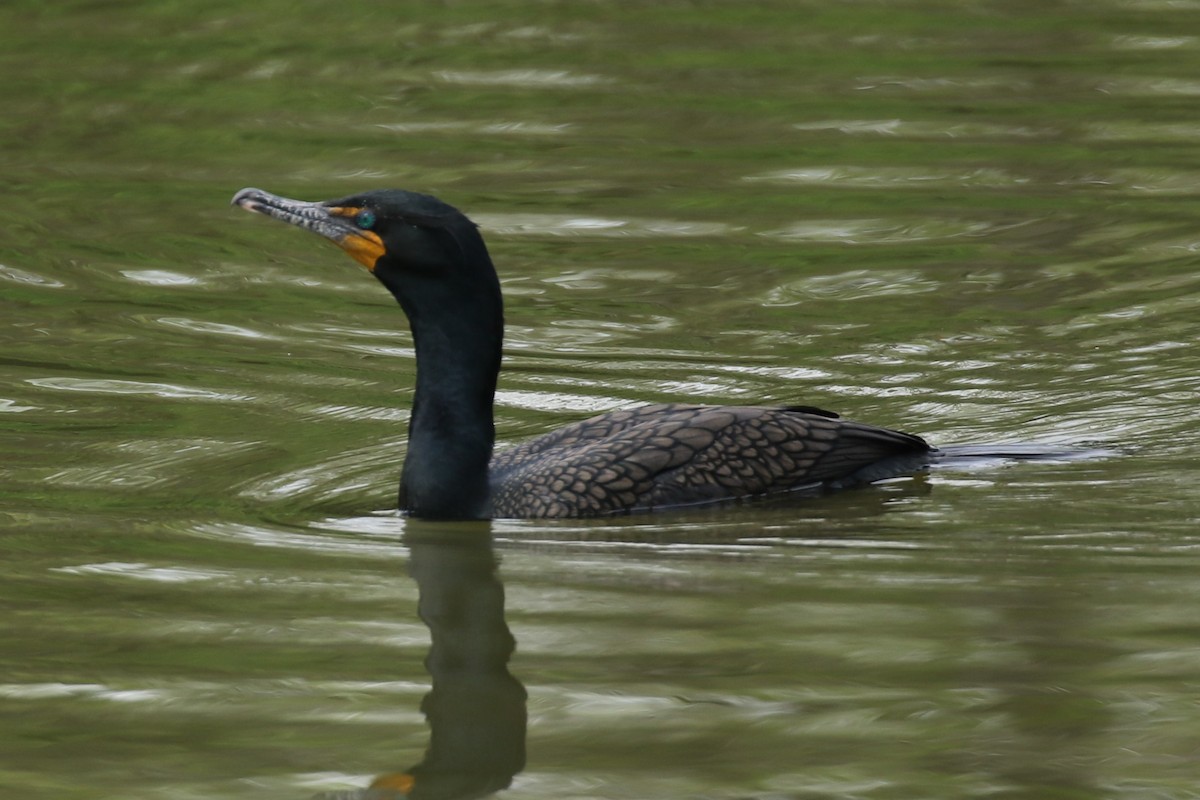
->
xmin=26 ymin=376 xmax=248 ymax=402
xmin=50 ymin=561 xmax=231 ymax=583
xmin=119 ymin=269 xmax=202 ymax=286
xmin=0 ymin=398 xmax=37 ymax=413
xmin=0 ymin=263 xmax=66 ymax=288
xmin=475 ymin=212 xmax=738 ymax=238
xmin=793 ymin=118 xmax=1055 ymax=138
xmin=1110 ymin=34 xmax=1199 ymax=50
xmin=236 ymin=437 xmax=407 ymax=506
xmin=0 ymin=678 xmax=425 ymax=709
xmin=717 ymin=364 xmax=831 ymax=382
xmin=1083 ymin=168 xmax=1200 ymax=195
xmin=1041 ymin=288 xmax=1200 ymax=338
xmin=0 ymin=682 xmax=168 ymax=702
xmin=244 ymin=59 xmax=289 ymax=79
xmin=762 ymin=269 xmax=940 ymax=304
xmin=852 ymin=75 xmax=1030 ymax=92
xmin=495 ymin=389 xmax=628 ymax=413
xmin=339 ymin=342 xmax=415 ymax=359
xmin=300 ymin=403 xmax=408 ymax=422
xmin=432 ymin=68 xmax=612 ymax=87
xmin=745 ymin=165 xmax=1028 ymax=189
xmin=376 ymin=120 xmax=571 ymax=136
xmin=540 ymin=268 xmax=679 ymax=289
xmin=1086 ymin=121 xmax=1200 ymax=141
xmin=189 ymin=521 xmax=401 ymax=557
xmin=42 ymin=438 xmax=262 ymax=490
xmin=757 ymin=217 xmax=1014 ymax=244
xmin=1103 ymin=76 xmax=1200 ymax=96
xmin=156 ymin=317 xmax=279 ymax=340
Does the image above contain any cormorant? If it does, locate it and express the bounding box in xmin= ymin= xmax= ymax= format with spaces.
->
xmin=232 ymin=187 xmax=935 ymax=519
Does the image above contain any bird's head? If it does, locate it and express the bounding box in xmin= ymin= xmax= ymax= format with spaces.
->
xmin=231 ymin=187 xmax=495 ymax=297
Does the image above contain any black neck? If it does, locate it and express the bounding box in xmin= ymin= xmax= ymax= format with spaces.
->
xmin=391 ymin=274 xmax=503 ymax=519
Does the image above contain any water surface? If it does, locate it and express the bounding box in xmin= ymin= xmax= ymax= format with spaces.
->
xmin=2 ymin=2 xmax=1199 ymax=798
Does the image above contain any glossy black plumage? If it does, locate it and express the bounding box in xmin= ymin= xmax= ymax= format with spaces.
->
xmin=489 ymin=402 xmax=929 ymax=517
xmin=232 ymin=187 xmax=934 ymax=519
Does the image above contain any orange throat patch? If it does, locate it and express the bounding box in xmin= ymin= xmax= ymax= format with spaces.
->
xmin=338 ymin=230 xmax=385 ymax=271
xmin=327 ymin=206 xmax=386 ymax=270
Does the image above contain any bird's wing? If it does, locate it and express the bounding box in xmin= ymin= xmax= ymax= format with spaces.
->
xmin=489 ymin=404 xmax=928 ymax=518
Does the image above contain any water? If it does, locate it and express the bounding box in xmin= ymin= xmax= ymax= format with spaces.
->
xmin=3 ymin=1 xmax=1200 ymax=798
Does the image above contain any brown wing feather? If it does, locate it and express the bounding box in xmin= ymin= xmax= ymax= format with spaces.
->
xmin=488 ymin=403 xmax=929 ymax=518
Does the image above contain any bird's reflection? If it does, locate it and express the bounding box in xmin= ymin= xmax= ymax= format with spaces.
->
xmin=320 ymin=522 xmax=526 ymax=800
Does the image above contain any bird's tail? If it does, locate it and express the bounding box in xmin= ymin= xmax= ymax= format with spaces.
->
xmin=928 ymin=442 xmax=1117 ymax=466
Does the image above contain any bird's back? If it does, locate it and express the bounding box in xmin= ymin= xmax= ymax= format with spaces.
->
xmin=488 ymin=403 xmax=930 ymax=518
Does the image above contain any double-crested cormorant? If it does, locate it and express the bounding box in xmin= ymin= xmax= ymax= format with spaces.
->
xmin=232 ymin=187 xmax=934 ymax=519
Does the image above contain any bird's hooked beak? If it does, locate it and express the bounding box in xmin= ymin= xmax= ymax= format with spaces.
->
xmin=231 ymin=187 xmax=386 ymax=271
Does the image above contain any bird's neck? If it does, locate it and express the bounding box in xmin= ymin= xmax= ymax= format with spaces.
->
xmin=397 ymin=284 xmax=503 ymax=519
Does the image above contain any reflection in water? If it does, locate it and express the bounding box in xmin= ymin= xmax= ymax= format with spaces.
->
xmin=321 ymin=525 xmax=526 ymax=800
xmin=956 ymin=544 xmax=1117 ymax=797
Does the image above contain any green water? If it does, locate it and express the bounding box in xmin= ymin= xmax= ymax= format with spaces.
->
xmin=3 ymin=1 xmax=1200 ymax=798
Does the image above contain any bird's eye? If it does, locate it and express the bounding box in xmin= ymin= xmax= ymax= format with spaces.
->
xmin=355 ymin=210 xmax=376 ymax=230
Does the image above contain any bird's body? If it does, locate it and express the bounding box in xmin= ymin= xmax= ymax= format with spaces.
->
xmin=232 ymin=187 xmax=934 ymax=519
xmin=489 ymin=402 xmax=929 ymax=517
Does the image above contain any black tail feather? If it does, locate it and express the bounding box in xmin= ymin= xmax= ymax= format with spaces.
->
xmin=930 ymin=443 xmax=1118 ymax=464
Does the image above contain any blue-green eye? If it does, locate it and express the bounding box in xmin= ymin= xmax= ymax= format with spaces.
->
xmin=355 ymin=210 xmax=376 ymax=229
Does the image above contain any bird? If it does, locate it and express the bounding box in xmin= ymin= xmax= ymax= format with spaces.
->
xmin=232 ymin=187 xmax=935 ymax=519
